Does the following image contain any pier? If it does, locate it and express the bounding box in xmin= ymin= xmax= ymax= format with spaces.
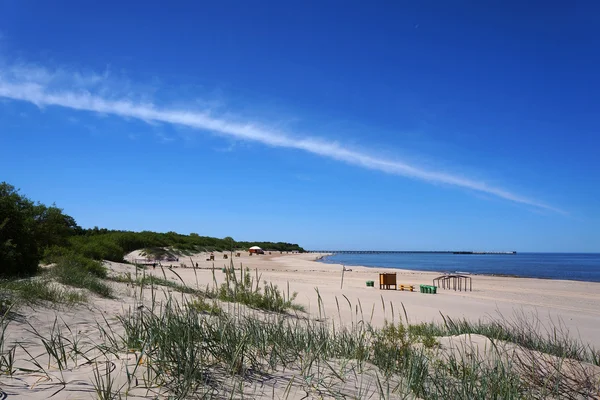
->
xmin=307 ymin=250 xmax=517 ymax=255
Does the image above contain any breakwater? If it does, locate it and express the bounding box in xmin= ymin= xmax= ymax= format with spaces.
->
xmin=308 ymin=250 xmax=516 ymax=255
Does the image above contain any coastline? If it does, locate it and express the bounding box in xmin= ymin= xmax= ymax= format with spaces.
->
xmin=2 ymin=250 xmax=600 ymax=398
xmin=257 ymin=252 xmax=600 ymax=347
xmin=317 ymin=252 xmax=600 ymax=284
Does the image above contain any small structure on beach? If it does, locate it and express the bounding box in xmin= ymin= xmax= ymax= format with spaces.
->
xmin=433 ymin=274 xmax=472 ymax=292
xmin=249 ymin=246 xmax=264 ymax=255
xmin=379 ymin=273 xmax=397 ymax=290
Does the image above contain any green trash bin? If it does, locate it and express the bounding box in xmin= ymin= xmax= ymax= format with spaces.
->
xmin=420 ymin=284 xmax=437 ymax=294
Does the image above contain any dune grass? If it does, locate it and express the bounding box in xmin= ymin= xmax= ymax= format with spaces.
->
xmin=210 ymin=265 xmax=305 ymax=313
xmin=2 ymin=284 xmax=599 ymax=398
xmin=100 ymin=288 xmax=598 ymax=399
xmin=188 ymin=297 xmax=222 ymax=315
xmin=0 ymin=253 xmax=110 ymax=307
xmin=1 ymin=258 xmax=598 ymax=398
xmin=0 ymin=278 xmax=87 ymax=306
xmin=407 ymin=312 xmax=600 ymax=367
xmin=108 ymin=272 xmax=200 ymax=295
xmin=52 ymin=258 xmax=113 ymax=298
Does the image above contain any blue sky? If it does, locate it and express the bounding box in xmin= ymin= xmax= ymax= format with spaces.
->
xmin=1 ymin=1 xmax=599 ymax=252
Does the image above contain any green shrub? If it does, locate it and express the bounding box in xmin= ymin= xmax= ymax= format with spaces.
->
xmin=45 ymin=250 xmax=107 ymax=278
xmin=1 ymin=182 xmax=79 ymax=278
xmin=71 ymin=229 xmax=305 ymax=262
xmin=1 ymin=184 xmax=42 ymax=277
xmin=70 ymin=237 xmax=125 ymax=262
xmin=52 ymin=256 xmax=112 ymax=298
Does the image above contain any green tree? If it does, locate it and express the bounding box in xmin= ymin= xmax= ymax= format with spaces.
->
xmin=33 ymin=203 xmax=79 ymax=248
xmin=0 ymin=182 xmax=79 ymax=277
xmin=0 ymin=183 xmax=40 ymax=276
xmin=223 ymin=236 xmax=235 ymax=252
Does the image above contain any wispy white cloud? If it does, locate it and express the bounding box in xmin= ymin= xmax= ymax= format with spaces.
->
xmin=0 ymin=63 xmax=562 ymax=213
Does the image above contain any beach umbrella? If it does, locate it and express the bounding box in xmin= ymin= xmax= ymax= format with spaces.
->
xmin=249 ymin=246 xmax=262 ymax=250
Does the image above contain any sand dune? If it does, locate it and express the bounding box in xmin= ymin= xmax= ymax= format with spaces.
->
xmin=1 ymin=251 xmax=599 ymax=399
xmin=158 ymin=251 xmax=600 ymax=347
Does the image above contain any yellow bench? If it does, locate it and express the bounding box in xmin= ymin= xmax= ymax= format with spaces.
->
xmin=399 ymin=284 xmax=414 ymax=292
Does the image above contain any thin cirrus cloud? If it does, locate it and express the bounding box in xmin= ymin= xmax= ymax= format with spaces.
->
xmin=0 ymin=63 xmax=562 ymax=213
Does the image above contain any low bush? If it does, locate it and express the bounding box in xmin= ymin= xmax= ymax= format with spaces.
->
xmin=46 ymin=249 xmax=107 ymax=278
xmin=52 ymin=255 xmax=112 ymax=298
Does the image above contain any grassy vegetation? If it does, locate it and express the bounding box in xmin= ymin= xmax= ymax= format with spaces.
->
xmin=69 ymin=230 xmax=305 ymax=263
xmin=407 ymin=313 xmax=600 ymax=367
xmin=189 ymin=297 xmax=222 ymax=315
xmin=0 ymin=251 xmax=111 ymax=311
xmin=108 ymin=264 xmax=305 ymax=315
xmin=2 ymin=181 xmax=306 ymax=284
xmin=0 ymin=296 xmax=12 ymax=316
xmin=0 ymin=179 xmax=597 ymax=400
xmin=102 ymin=291 xmax=599 ymax=399
xmin=51 ymin=254 xmax=113 ymax=298
xmin=108 ymin=271 xmax=200 ymax=295
xmin=0 ymin=270 xmax=598 ymax=399
xmin=51 ymin=251 xmax=107 ymax=277
xmin=0 ymin=278 xmax=87 ymax=306
xmin=211 ymin=266 xmax=305 ymax=313
xmin=0 ymin=307 xmax=14 ymax=375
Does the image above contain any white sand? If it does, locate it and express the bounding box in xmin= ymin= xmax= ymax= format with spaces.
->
xmin=167 ymin=251 xmax=600 ymax=347
xmin=2 ymin=251 xmax=599 ymax=399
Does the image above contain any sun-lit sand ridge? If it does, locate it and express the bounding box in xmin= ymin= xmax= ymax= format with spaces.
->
xmin=1 ymin=251 xmax=600 ymax=398
xmin=164 ymin=251 xmax=600 ymax=344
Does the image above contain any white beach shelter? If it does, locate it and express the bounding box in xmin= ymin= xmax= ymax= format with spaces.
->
xmin=249 ymin=246 xmax=264 ymax=254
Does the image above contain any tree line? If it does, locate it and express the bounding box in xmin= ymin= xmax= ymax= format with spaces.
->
xmin=1 ymin=182 xmax=304 ymax=278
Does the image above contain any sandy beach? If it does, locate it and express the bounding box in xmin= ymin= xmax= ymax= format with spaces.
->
xmin=2 ymin=251 xmax=600 ymax=399
xmin=152 ymin=251 xmax=600 ymax=347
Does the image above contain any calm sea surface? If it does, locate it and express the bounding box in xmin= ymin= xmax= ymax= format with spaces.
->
xmin=319 ymin=253 xmax=600 ymax=283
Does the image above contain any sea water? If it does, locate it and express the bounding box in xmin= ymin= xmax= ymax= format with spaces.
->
xmin=319 ymin=253 xmax=600 ymax=282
